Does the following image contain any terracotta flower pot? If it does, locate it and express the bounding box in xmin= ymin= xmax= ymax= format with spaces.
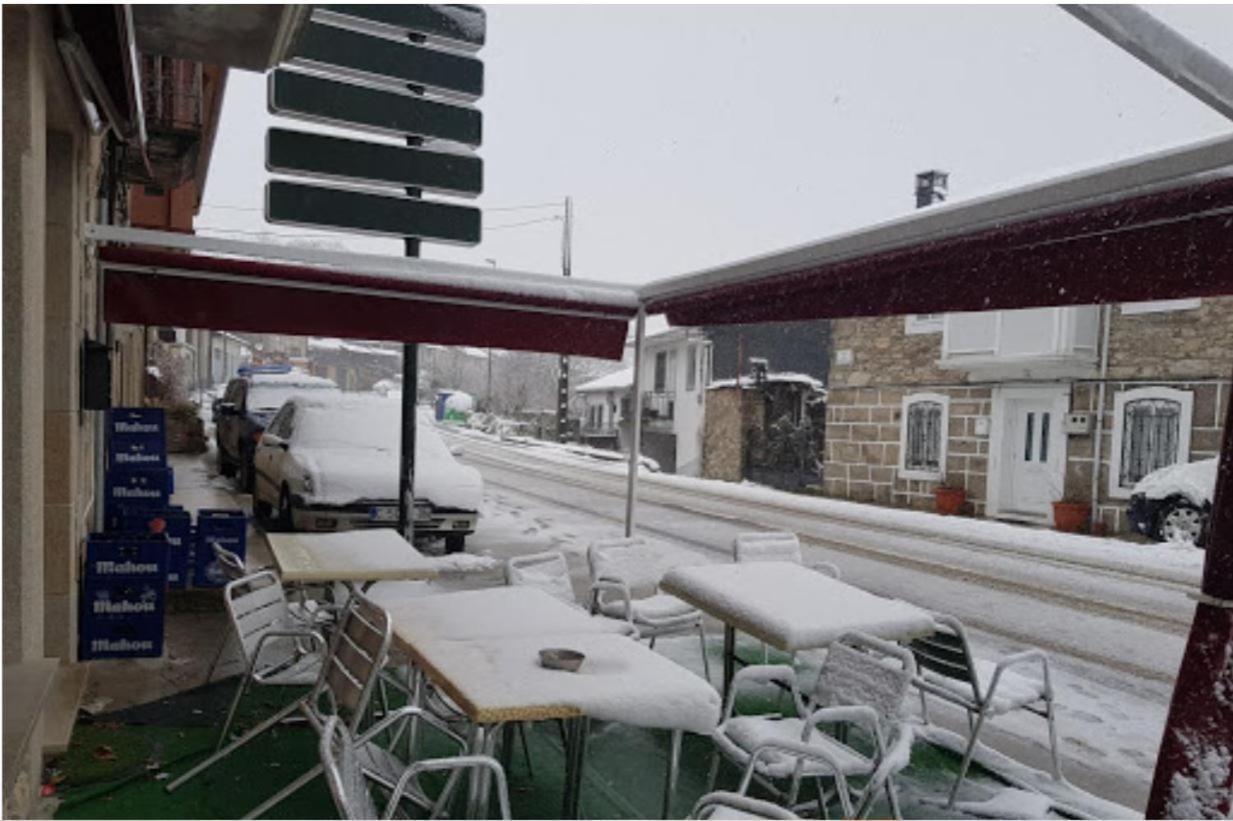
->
xmin=1052 ymin=501 xmax=1091 ymax=533
xmin=934 ymin=486 xmax=966 ymax=516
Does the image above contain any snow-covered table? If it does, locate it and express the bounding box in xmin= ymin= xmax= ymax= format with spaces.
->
xmin=266 ymin=529 xmax=438 ymax=584
xmin=660 ymin=561 xmax=934 ymax=699
xmin=387 ymin=586 xmax=720 ymax=818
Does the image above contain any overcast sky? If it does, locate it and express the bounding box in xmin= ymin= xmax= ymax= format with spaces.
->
xmin=199 ymin=4 xmax=1233 ymax=288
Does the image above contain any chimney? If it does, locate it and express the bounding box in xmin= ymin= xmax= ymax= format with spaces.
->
xmin=915 ymin=170 xmax=948 ymax=209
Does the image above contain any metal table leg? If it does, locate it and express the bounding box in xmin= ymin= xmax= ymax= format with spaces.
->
xmin=722 ymin=625 xmax=736 ymax=706
xmin=662 ymin=728 xmax=683 ymax=818
xmin=465 ymin=724 xmax=487 ymax=818
xmin=561 ymin=716 xmax=590 ymax=819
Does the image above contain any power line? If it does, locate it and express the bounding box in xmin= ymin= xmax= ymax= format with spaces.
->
xmin=484 ymin=216 xmax=562 ymax=231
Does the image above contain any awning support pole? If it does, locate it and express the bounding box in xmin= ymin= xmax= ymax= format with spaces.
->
xmin=1063 ymin=5 xmax=1233 ymax=122
xmin=624 ymin=309 xmax=646 ymax=537
xmin=1146 ymin=362 xmax=1233 ymax=817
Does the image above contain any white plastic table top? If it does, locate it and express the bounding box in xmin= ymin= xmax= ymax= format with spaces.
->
xmin=405 ymin=631 xmax=721 ymax=733
xmin=385 ymin=586 xmax=626 ymax=645
xmin=660 ymin=561 xmax=934 ymax=652
xmin=266 ymin=529 xmax=438 ymax=584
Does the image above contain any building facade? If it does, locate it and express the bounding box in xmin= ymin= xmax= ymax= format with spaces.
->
xmin=823 ymin=299 xmax=1232 ymax=534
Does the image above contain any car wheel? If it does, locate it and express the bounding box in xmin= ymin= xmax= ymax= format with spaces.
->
xmin=1157 ymin=500 xmax=1206 ymax=548
xmin=278 ymin=485 xmax=295 ymax=531
xmin=445 ymin=533 xmax=466 ymax=554
xmin=217 ymin=445 xmax=234 ymax=478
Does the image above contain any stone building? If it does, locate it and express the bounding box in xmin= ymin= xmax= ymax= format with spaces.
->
xmin=823 ymin=299 xmax=1233 ymax=534
xmin=2 ymin=6 xmax=301 ymax=815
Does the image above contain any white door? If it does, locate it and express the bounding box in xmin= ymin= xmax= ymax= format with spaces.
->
xmin=1002 ymin=397 xmax=1060 ymax=518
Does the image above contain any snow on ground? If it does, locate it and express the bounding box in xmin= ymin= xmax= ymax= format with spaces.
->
xmin=446 ymin=424 xmax=1204 ymax=584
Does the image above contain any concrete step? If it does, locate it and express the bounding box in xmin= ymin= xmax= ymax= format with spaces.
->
xmin=41 ymin=661 xmax=90 ymax=756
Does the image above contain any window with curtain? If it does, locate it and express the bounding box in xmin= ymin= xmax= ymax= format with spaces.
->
xmin=900 ymin=393 xmax=948 ymax=478
xmin=1110 ymin=387 xmax=1193 ymax=497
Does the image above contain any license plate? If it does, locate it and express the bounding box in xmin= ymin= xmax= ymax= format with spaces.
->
xmin=369 ymin=506 xmax=398 ymax=522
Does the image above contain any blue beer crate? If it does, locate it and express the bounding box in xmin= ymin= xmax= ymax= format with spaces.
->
xmin=107 ymin=408 xmax=166 ymax=467
xmin=193 ymin=509 xmax=247 ymax=588
xmin=104 ymin=466 xmax=173 ymax=528
xmin=79 ymin=616 xmax=164 ymax=660
xmin=82 ymin=577 xmax=165 ymax=621
xmin=116 ymin=507 xmax=191 ymax=588
xmin=83 ymin=534 xmax=167 ymax=582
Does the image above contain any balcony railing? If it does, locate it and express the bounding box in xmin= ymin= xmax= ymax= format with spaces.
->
xmin=642 ymin=391 xmax=675 ymax=422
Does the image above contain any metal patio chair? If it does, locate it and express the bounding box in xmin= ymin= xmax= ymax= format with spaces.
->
xmin=168 ymin=569 xmax=327 ymax=793
xmin=504 ymin=550 xmax=580 ymax=607
xmin=689 ymin=790 xmax=800 ymax=820
xmin=319 ymin=713 xmax=511 ymax=820
xmin=909 ymin=613 xmax=1062 ymax=806
xmin=586 ymin=536 xmax=712 ymax=683
xmin=732 ymin=531 xmax=841 ymax=579
xmin=710 ymin=632 xmax=917 ymax=820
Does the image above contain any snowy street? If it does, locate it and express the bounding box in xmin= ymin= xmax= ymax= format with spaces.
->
xmin=447 ymin=426 xmax=1203 ymax=813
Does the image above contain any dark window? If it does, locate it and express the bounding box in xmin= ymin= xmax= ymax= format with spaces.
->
xmin=904 ymin=400 xmax=943 ymax=473
xmin=1120 ymin=399 xmax=1181 ymax=486
xmin=654 ymin=352 xmax=667 ymax=392
xmin=685 ymin=345 xmax=697 ymax=391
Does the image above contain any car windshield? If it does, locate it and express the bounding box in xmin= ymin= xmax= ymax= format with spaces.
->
xmin=293 ymin=401 xmax=453 ymax=457
xmin=248 ymin=380 xmax=338 ymax=411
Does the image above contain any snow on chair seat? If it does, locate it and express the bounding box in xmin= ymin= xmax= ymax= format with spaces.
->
xmin=921 ymin=658 xmax=1048 ymax=715
xmin=716 ymin=717 xmax=872 ymax=777
xmin=598 ymin=591 xmax=699 ymax=623
xmin=690 ymin=791 xmax=800 ymax=819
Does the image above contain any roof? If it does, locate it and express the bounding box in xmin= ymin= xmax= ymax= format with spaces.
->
xmin=642 ymin=135 xmax=1233 ymax=325
xmin=91 ymin=225 xmax=639 ymax=360
xmin=576 ymin=367 xmax=634 ymax=394
xmin=708 ymin=372 xmax=826 ymax=394
xmin=308 ymin=337 xmax=400 ymax=357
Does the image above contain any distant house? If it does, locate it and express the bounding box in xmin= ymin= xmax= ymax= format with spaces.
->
xmin=823 ymin=299 xmax=1233 ymax=534
xmin=573 ymin=328 xmax=713 ymax=475
xmin=576 ymin=367 xmax=632 ymax=451
xmin=307 ymin=337 xmax=400 ymax=391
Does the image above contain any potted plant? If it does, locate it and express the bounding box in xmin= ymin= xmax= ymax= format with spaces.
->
xmin=1052 ymin=498 xmax=1091 ymax=533
xmin=934 ymin=484 xmax=966 ymax=515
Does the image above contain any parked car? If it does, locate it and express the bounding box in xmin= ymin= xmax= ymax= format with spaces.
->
xmin=1126 ymin=458 xmax=1218 ymax=547
xmin=214 ymin=366 xmax=339 ymax=491
xmin=251 ymin=393 xmax=482 ymax=551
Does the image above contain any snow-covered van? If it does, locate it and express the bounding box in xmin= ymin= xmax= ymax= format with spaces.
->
xmin=251 ymin=393 xmax=481 ymax=551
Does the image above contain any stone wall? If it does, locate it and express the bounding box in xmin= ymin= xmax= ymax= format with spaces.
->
xmin=702 ymin=386 xmax=764 ymax=482
xmin=822 ymin=300 xmax=1233 ymax=535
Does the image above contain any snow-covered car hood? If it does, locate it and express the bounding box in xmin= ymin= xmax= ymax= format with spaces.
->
xmin=296 ymin=445 xmax=483 ymax=511
xmin=1132 ymin=458 xmax=1217 ymax=507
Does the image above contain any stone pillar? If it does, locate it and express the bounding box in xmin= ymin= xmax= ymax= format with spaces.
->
xmin=3 ymin=5 xmax=49 ymax=664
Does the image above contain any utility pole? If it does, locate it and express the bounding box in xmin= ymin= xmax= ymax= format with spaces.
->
xmin=556 ymin=196 xmax=573 ymax=442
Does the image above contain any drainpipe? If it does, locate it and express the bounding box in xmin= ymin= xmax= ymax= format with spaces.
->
xmin=624 ymin=309 xmax=647 ymax=537
xmin=1089 ymin=304 xmax=1112 ymax=533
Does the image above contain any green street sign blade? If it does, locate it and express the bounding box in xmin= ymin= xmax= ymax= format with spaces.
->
xmin=267 ymin=129 xmax=482 ymax=197
xmin=316 ymin=5 xmax=486 ymax=50
xmin=290 ymin=21 xmax=483 ymax=101
xmin=266 ymin=180 xmax=481 ymax=246
xmin=269 ymin=70 xmax=482 ymax=147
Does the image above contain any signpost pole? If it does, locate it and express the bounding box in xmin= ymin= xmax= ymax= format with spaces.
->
xmin=557 ymin=196 xmax=573 ymax=442
xmin=398 ymin=44 xmax=427 ymax=544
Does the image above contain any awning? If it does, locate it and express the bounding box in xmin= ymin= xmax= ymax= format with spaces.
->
xmin=643 ymin=135 xmax=1233 ymax=323
xmin=89 ymin=225 xmax=639 ymax=360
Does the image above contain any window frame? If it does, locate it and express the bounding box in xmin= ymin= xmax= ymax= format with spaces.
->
xmin=1108 ymin=386 xmax=1193 ymax=499
xmin=905 ymin=313 xmax=945 ymax=335
xmin=898 ymin=392 xmax=950 ymax=481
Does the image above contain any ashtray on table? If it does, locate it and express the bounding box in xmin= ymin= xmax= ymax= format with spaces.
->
xmin=539 ymin=648 xmax=585 ymax=672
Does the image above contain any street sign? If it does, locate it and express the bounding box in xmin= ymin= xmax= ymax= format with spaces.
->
xmin=267 ymin=128 xmax=482 ymax=196
xmin=266 ymin=180 xmax=481 ymax=245
xmin=268 ymin=70 xmax=482 ymax=147
xmin=315 ymin=5 xmax=486 ymax=51
xmin=290 ymin=21 xmax=483 ymax=101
